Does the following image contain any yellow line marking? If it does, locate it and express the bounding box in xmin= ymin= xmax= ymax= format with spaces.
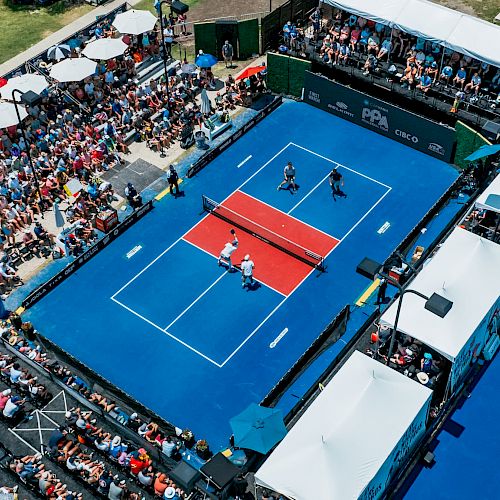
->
xmin=155 ymin=179 xmax=183 ymax=201
xmin=356 ymin=278 xmax=380 ymax=307
xmin=15 ymin=307 xmax=25 ymax=315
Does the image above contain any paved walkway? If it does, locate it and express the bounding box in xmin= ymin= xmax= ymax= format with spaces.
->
xmin=0 ymin=0 xmax=141 ymax=76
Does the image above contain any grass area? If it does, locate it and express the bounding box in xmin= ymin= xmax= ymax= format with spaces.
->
xmin=461 ymin=0 xmax=499 ymax=22
xmin=0 ymin=0 xmax=93 ymax=65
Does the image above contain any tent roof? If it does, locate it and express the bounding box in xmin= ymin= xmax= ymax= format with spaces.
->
xmin=475 ymin=173 xmax=500 ymax=213
xmin=255 ymin=351 xmax=432 ymax=500
xmin=322 ymin=0 xmax=500 ymax=67
xmin=380 ymin=227 xmax=500 ymax=361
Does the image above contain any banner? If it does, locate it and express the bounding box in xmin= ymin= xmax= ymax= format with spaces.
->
xmin=187 ymin=96 xmax=283 ymax=178
xmin=22 ymin=201 xmax=154 ymax=309
xmin=303 ymin=72 xmax=455 ymax=163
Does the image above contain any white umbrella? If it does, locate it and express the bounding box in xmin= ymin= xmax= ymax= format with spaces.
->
xmin=50 ymin=57 xmax=97 ymax=83
xmin=47 ymin=44 xmax=71 ymax=61
xmin=112 ymin=9 xmax=157 ymax=35
xmin=0 ymin=102 xmax=28 ymax=129
xmin=0 ymin=74 xmax=48 ymax=101
xmin=82 ymin=38 xmax=128 ymax=61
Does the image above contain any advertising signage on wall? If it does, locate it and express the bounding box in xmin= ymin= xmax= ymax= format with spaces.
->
xmin=303 ymin=71 xmax=455 ymax=163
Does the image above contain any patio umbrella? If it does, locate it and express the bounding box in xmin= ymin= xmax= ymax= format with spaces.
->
xmin=50 ymin=57 xmax=97 ymax=83
xmin=112 ymin=9 xmax=157 ymax=35
xmin=229 ymin=403 xmax=287 ymax=454
xmin=0 ymin=74 xmax=48 ymax=100
xmin=0 ymin=78 xmax=7 ymax=88
xmin=82 ymin=37 xmax=128 ymax=61
xmin=464 ymin=144 xmax=500 ymax=162
xmin=180 ymin=62 xmax=196 ymax=74
xmin=47 ymin=44 xmax=71 ymax=61
xmin=53 ymin=202 xmax=65 ymax=228
xmin=195 ymin=53 xmax=218 ymax=68
xmin=67 ymin=38 xmax=83 ymax=49
xmin=200 ymin=88 xmax=212 ymax=114
xmin=235 ymin=65 xmax=266 ymax=81
xmin=0 ymin=102 xmax=28 ymax=129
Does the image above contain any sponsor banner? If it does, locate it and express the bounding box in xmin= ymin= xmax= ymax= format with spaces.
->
xmin=187 ymin=96 xmax=283 ymax=178
xmin=303 ymin=72 xmax=455 ymax=163
xmin=22 ymin=201 xmax=154 ymax=309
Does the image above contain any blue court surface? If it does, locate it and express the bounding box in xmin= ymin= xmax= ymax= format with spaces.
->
xmin=24 ymin=100 xmax=459 ymax=448
xmin=402 ymin=357 xmax=500 ymax=500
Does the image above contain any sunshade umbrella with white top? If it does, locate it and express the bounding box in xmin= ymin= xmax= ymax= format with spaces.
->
xmin=50 ymin=57 xmax=97 ymax=83
xmin=47 ymin=44 xmax=71 ymax=61
xmin=0 ymin=102 xmax=28 ymax=129
xmin=112 ymin=9 xmax=157 ymax=35
xmin=82 ymin=38 xmax=128 ymax=61
xmin=0 ymin=74 xmax=48 ymax=101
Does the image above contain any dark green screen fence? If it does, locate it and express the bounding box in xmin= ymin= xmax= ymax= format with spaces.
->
xmin=267 ymin=52 xmax=311 ymax=96
xmin=194 ymin=22 xmax=217 ymax=56
xmin=454 ymin=121 xmax=491 ymax=169
xmin=238 ymin=19 xmax=260 ymax=59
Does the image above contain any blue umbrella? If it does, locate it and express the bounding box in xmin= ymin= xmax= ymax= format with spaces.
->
xmin=195 ymin=53 xmax=218 ymax=68
xmin=229 ymin=403 xmax=287 ymax=454
xmin=464 ymin=144 xmax=500 ymax=162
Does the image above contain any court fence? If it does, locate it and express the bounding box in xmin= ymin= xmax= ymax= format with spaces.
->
xmin=21 ymin=200 xmax=154 ymax=309
xmin=186 ymin=96 xmax=283 ymax=178
xmin=454 ymin=120 xmax=492 ymax=169
xmin=267 ymin=51 xmax=312 ymax=97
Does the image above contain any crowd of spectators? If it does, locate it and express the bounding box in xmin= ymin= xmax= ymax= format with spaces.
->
xmin=0 ymin=311 xmax=217 ymax=497
xmin=282 ymin=7 xmax=500 ymax=106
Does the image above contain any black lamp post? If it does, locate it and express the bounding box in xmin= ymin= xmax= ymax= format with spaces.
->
xmin=158 ymin=0 xmax=172 ymax=105
xmin=11 ymin=89 xmax=45 ymax=216
xmin=356 ymin=257 xmax=453 ymax=365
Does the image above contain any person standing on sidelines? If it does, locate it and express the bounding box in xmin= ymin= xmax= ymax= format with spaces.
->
xmin=218 ymin=230 xmax=238 ymax=270
xmin=241 ymin=254 xmax=255 ymax=289
xmin=277 ymin=161 xmax=297 ymax=193
xmin=329 ymin=167 xmax=346 ymax=200
xmin=166 ymin=164 xmax=180 ymax=196
xmin=222 ymin=40 xmax=234 ymax=68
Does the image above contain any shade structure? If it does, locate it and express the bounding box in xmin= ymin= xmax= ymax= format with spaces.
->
xmin=236 ymin=65 xmax=266 ymax=80
xmin=0 ymin=74 xmax=48 ymax=101
xmin=67 ymin=38 xmax=83 ymax=49
xmin=82 ymin=38 xmax=128 ymax=61
xmin=0 ymin=102 xmax=28 ymax=129
xmin=112 ymin=9 xmax=157 ymax=35
xmin=229 ymin=403 xmax=287 ymax=454
xmin=50 ymin=58 xmax=97 ymax=83
xmin=195 ymin=53 xmax=218 ymax=68
xmin=464 ymin=144 xmax=500 ymax=162
xmin=47 ymin=44 xmax=71 ymax=61
xmin=180 ymin=62 xmax=196 ymax=74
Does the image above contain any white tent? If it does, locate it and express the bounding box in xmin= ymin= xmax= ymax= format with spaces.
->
xmin=380 ymin=227 xmax=500 ymax=389
xmin=475 ymin=173 xmax=500 ymax=213
xmin=321 ymin=0 xmax=500 ymax=68
xmin=255 ymin=351 xmax=432 ymax=500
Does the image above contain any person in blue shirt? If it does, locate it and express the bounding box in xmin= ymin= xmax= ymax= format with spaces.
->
xmin=283 ymin=21 xmax=293 ymax=46
xmin=465 ymin=72 xmax=482 ymax=94
xmin=453 ymin=67 xmax=467 ymax=89
xmin=439 ymin=65 xmax=453 ymax=85
xmin=417 ymin=74 xmax=432 ymax=94
xmin=359 ymin=27 xmax=371 ymax=53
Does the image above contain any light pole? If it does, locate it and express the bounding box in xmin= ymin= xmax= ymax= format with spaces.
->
xmin=11 ymin=89 xmax=45 ymax=217
xmin=356 ymin=257 xmax=453 ymax=365
xmin=158 ymin=0 xmax=172 ymax=106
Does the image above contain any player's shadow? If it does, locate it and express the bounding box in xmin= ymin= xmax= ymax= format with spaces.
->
xmin=245 ymin=281 xmax=262 ymax=292
xmin=282 ymin=183 xmax=300 ymax=195
xmin=173 ymin=190 xmax=185 ymax=198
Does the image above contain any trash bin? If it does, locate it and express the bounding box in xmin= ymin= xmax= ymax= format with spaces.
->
xmin=195 ymin=131 xmax=209 ymax=150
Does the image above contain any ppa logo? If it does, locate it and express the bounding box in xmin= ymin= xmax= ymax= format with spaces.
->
xmin=362 ymin=108 xmax=389 ymax=131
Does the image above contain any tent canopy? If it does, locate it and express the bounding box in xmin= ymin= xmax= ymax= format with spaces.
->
xmin=255 ymin=351 xmax=431 ymax=500
xmin=380 ymin=227 xmax=500 ymax=361
xmin=321 ymin=0 xmax=500 ymax=68
xmin=475 ymin=173 xmax=500 ymax=213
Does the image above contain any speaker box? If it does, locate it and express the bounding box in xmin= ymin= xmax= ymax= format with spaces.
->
xmin=216 ymin=20 xmax=239 ymax=59
xmin=481 ymin=120 xmax=500 ymax=142
xmin=171 ymin=1 xmax=189 ymax=15
xmin=356 ymin=257 xmax=382 ymax=281
xmin=169 ymin=461 xmax=201 ymax=493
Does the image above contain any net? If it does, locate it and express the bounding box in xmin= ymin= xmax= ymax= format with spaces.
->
xmin=202 ymin=195 xmax=325 ymax=270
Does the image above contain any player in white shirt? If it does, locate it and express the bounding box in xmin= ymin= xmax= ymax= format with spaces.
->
xmin=218 ymin=229 xmax=238 ymax=270
xmin=241 ymin=254 xmax=255 ymax=288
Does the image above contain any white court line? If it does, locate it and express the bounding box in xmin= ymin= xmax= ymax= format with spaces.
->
xmin=182 ymin=238 xmax=287 ymax=298
xmin=289 ymin=142 xmax=392 ymax=189
xmin=111 ymin=296 xmax=223 ymax=367
xmin=219 ymin=185 xmax=392 ymax=367
xmin=236 ymin=191 xmax=338 ymax=241
xmin=288 ymin=172 xmax=331 ymax=215
xmin=237 ymin=155 xmax=253 ymax=168
xmin=163 ymin=270 xmax=229 ymax=331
